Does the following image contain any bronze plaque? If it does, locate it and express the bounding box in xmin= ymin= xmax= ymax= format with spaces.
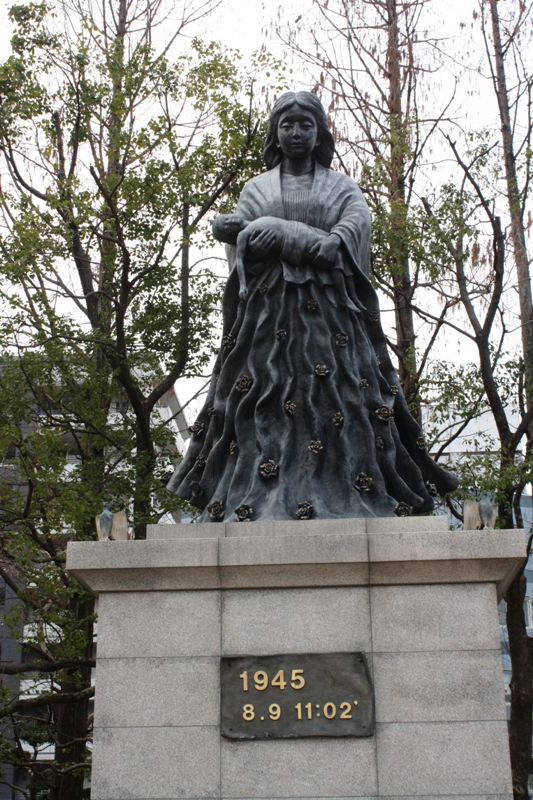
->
xmin=220 ymin=652 xmax=374 ymax=740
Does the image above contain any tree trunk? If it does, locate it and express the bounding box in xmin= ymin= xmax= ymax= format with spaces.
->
xmin=506 ymin=572 xmax=533 ymax=799
xmin=386 ymin=0 xmax=421 ymax=423
xmin=133 ymin=434 xmax=157 ymax=540
xmin=488 ymin=0 xmax=533 ymax=407
xmin=50 ymin=596 xmax=94 ymax=800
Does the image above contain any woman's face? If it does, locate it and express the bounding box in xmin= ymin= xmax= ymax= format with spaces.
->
xmin=277 ymin=103 xmax=319 ymax=161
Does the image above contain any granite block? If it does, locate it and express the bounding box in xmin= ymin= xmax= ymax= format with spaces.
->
xmin=369 ymin=529 xmax=523 ymax=563
xmin=219 ymin=531 xmax=370 ymax=587
xmin=373 ymin=650 xmax=507 ymax=723
xmin=368 ymin=528 xmax=526 ymax=588
xmin=370 ymin=583 xmax=501 ymax=652
xmin=221 ymin=736 xmax=377 ymax=797
xmin=78 ymin=565 xmax=221 ymax=592
xmin=222 ymin=586 xmax=371 ymax=655
xmin=225 ymin=517 xmax=368 ymax=538
xmin=91 ymin=725 xmax=220 ymax=799
xmin=116 ymin=797 xmax=513 ymax=800
xmin=219 ymin=531 xmax=369 ymax=566
xmin=97 ymin=590 xmax=220 ymax=658
xmin=67 ymin=538 xmax=221 ymax=592
xmin=370 ymin=557 xmax=525 ymax=588
xmin=93 ymin=656 xmax=219 ymax=728
xmin=220 ymin=561 xmax=369 ymax=588
xmin=366 ymin=515 xmax=448 ymax=533
xmin=146 ymin=515 xmax=449 ymax=541
xmin=376 ymin=720 xmax=512 ymax=796
xmin=147 ymin=522 xmax=224 ymax=539
xmin=66 ymin=527 xmax=526 ymax=594
xmin=69 ymin=537 xmax=220 ymax=570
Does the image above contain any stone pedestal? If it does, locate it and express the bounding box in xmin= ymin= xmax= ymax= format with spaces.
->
xmin=66 ymin=517 xmax=525 ymax=800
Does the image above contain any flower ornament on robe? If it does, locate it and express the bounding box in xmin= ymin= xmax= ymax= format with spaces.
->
xmin=375 ymin=406 xmax=394 ymax=422
xmin=335 ymin=332 xmax=348 ymax=347
xmin=332 ymin=412 xmax=344 ymax=427
xmin=355 ymin=473 xmax=373 ymax=492
xmin=235 ymin=375 xmax=252 ymax=393
xmin=394 ymin=501 xmax=412 ymax=517
xmin=208 ymin=500 xmax=224 ymax=520
xmin=222 ymin=334 xmax=235 ymax=349
xmin=235 ymin=504 xmax=253 ymax=522
xmin=188 ymin=421 xmax=204 ymax=437
xmin=296 ymin=501 xmax=313 ymax=520
xmin=308 ymin=440 xmax=323 ymax=454
xmin=260 ymin=460 xmax=278 ymax=478
xmin=315 ymin=364 xmax=329 ymax=377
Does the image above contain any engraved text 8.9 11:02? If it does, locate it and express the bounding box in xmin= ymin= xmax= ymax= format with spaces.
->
xmin=220 ymin=652 xmax=374 ymax=740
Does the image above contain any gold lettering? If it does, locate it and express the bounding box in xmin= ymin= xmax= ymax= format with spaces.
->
xmin=290 ymin=669 xmax=305 ymax=689
xmin=253 ymin=670 xmax=268 ymax=691
xmin=340 ymin=702 xmax=352 ymax=719
xmin=271 ymin=670 xmax=287 ymax=690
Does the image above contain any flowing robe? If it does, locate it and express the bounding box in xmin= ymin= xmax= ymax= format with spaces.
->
xmin=167 ymin=163 xmax=458 ymax=521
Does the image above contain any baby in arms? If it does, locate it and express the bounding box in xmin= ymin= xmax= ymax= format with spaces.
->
xmin=213 ymin=213 xmax=362 ymax=312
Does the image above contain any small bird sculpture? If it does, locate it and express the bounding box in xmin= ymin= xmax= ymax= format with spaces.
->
xmin=478 ymin=493 xmax=494 ymax=530
xmin=99 ymin=503 xmax=114 ymax=540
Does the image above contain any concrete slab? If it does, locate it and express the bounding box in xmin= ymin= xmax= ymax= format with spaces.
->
xmin=67 ymin=522 xmax=526 ymax=594
xmin=376 ymin=721 xmax=512 ymax=796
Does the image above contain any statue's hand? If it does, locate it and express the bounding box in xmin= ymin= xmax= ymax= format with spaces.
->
xmin=310 ymin=233 xmax=341 ymax=269
xmin=248 ymin=229 xmax=278 ymax=258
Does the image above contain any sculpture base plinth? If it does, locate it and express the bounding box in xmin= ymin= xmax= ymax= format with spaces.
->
xmin=66 ymin=516 xmax=524 ymax=800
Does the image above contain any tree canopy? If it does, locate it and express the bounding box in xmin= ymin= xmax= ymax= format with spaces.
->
xmin=0 ymin=0 xmax=286 ymax=796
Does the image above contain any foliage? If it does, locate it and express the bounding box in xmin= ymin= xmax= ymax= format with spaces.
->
xmin=0 ymin=0 xmax=286 ymax=796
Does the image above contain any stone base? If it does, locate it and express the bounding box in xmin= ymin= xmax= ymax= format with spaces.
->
xmin=66 ymin=517 xmax=525 ymax=800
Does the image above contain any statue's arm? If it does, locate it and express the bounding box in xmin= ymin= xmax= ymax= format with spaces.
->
xmin=328 ymin=182 xmax=372 ymax=276
xmin=240 ymin=217 xmax=329 ymax=265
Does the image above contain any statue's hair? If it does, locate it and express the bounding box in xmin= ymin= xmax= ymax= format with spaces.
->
xmin=263 ymin=91 xmax=335 ymax=170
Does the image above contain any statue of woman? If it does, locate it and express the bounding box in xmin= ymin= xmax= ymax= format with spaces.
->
xmin=167 ymin=91 xmax=458 ymax=522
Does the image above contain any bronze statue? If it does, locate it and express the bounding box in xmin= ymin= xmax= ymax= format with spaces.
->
xmin=167 ymin=91 xmax=458 ymax=522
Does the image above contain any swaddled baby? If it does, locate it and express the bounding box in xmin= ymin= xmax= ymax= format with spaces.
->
xmin=213 ymin=213 xmax=362 ymax=312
